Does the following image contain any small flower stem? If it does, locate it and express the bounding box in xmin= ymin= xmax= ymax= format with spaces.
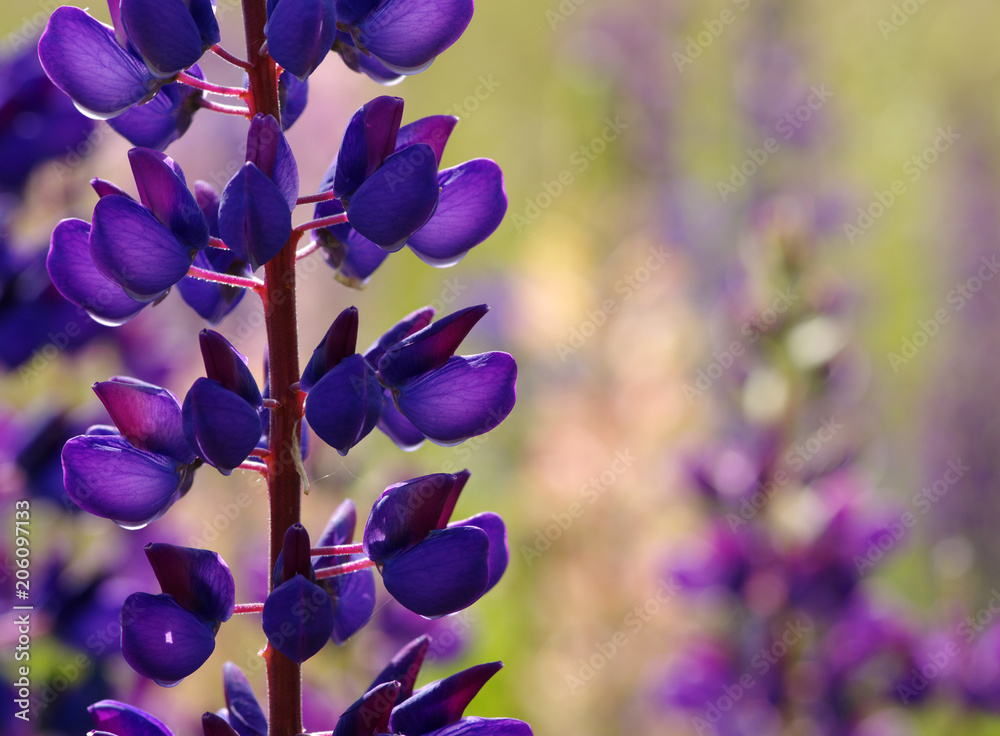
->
xmin=296 ymin=190 xmax=340 ymax=206
xmin=250 ymin=447 xmax=272 ymax=459
xmin=294 ymin=213 xmax=349 ymax=233
xmin=238 ymin=460 xmax=270 ymax=476
xmin=177 ymin=71 xmax=249 ymax=98
xmin=311 ymin=543 xmax=365 ymax=556
xmin=199 ymin=98 xmax=252 ymax=117
xmin=211 ymin=44 xmax=253 ymax=70
xmin=233 ymin=602 xmax=266 ymax=614
xmin=186 ymin=265 xmax=265 ymax=291
xmin=208 ymin=237 xmax=231 ymax=250
xmin=314 ymin=558 xmax=376 ymax=579
xmin=295 ymin=240 xmax=322 ymax=260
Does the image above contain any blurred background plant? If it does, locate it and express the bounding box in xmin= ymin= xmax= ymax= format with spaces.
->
xmin=4 ymin=0 xmax=1000 ymax=734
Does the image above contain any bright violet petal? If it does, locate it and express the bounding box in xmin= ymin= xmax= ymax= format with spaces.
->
xmin=333 ymin=96 xmax=404 ymax=198
xmin=380 ymin=526 xmax=489 ymax=618
xmin=222 ymin=662 xmax=268 ymax=736
xmin=62 ymin=434 xmax=188 ymax=528
xmin=246 ymin=114 xmax=299 ymax=208
xmin=182 ymin=377 xmax=263 ymax=474
xmin=395 ymin=116 xmax=457 ymax=165
xmin=93 ymin=378 xmax=194 ymax=462
xmin=279 ymin=71 xmax=309 ymax=130
xmin=395 ymin=353 xmax=516 ymax=446
xmin=38 ymin=7 xmax=155 ymax=118
xmin=332 ymin=33 xmax=405 ymax=84
xmin=337 ymin=0 xmax=380 ymax=25
xmin=188 ymin=0 xmax=223 ymax=48
xmin=219 ymin=162 xmax=293 ymax=271
xmin=388 ymin=662 xmax=503 ymax=735
xmin=368 ymin=635 xmax=430 ymax=702
xmin=357 ymin=0 xmax=473 ymax=73
xmin=300 ymin=307 xmax=359 ymax=392
xmin=92 ymin=178 xmax=132 ymax=199
xmin=376 ymin=393 xmax=426 ymax=451
xmin=177 ymin=249 xmax=248 ymax=324
xmin=449 ymin=513 xmax=507 ymax=594
xmin=264 ymin=0 xmax=337 ymax=81
xmin=318 ymin=215 xmax=392 ymax=288
xmin=425 ymin=717 xmax=533 ymax=736
xmin=317 ymin=498 xmax=358 ymax=552
xmin=121 ymin=0 xmax=207 ymax=78
xmin=408 ymin=160 xmax=507 ymax=266
xmin=47 ymin=218 xmax=145 ymax=326
xmin=262 ymin=575 xmax=335 ymax=663
xmin=362 ymin=472 xmax=467 ymax=562
xmin=330 ymin=565 xmax=376 ymax=643
xmin=107 ymin=75 xmax=203 ymax=151
xmin=144 ymin=543 xmax=236 ymax=622
xmin=199 ymin=330 xmax=263 ymax=408
xmin=121 ymin=592 xmax=216 ymax=686
xmin=364 ymin=306 xmax=436 ymax=366
xmin=90 ymin=194 xmax=197 ymax=301
xmin=378 ymin=305 xmax=488 ymax=387
xmin=346 ymin=144 xmax=439 ymax=250
xmin=304 ymin=354 xmax=382 ymax=455
xmin=195 ymin=180 xmax=222 ymax=235
xmin=89 ymin=700 xmax=175 ymax=736
xmin=128 ymin=148 xmax=209 ymax=252
xmin=331 ymin=681 xmax=400 ymax=736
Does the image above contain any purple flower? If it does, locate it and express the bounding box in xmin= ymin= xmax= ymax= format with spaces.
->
xmin=217 ymin=662 xmax=267 ymax=736
xmin=313 ymin=500 xmax=377 ymax=643
xmin=332 ymin=0 xmax=474 ymax=80
xmin=88 ymin=699 xmax=174 ymax=736
xmin=313 ymin=97 xmax=506 ymax=286
xmin=263 ymin=524 xmax=336 ymax=663
xmin=265 ymin=0 xmax=338 ymax=81
xmin=182 ymin=330 xmax=264 ymax=474
xmin=62 ymin=377 xmax=198 ymax=528
xmin=121 ymin=543 xmax=235 ymax=686
xmin=38 ymin=0 xmax=220 ymax=118
xmin=362 ymin=471 xmax=508 ymax=618
xmin=219 ymin=114 xmax=297 ymax=271
xmin=106 ymin=65 xmax=205 ymax=151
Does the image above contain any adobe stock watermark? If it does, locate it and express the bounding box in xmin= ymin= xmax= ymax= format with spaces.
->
xmin=844 ymin=126 xmax=961 ymax=243
xmin=442 ymin=75 xmax=502 ymax=119
xmin=716 ymin=84 xmax=833 ymax=201
xmin=682 ymin=287 xmax=798 ymax=402
xmin=854 ymin=457 xmax=969 ymax=575
xmin=553 ymin=243 xmax=672 ymax=361
xmin=546 ymin=0 xmax=589 ymax=29
xmin=565 ymin=578 xmax=680 ymax=695
xmin=511 ymin=116 xmax=630 ymax=233
xmin=878 ymin=0 xmax=930 ymax=40
xmin=692 ymin=617 xmax=812 ymax=734
xmin=886 ymin=256 xmax=1000 ymax=372
xmin=672 ymin=0 xmax=751 ymax=72
xmin=520 ymin=448 xmax=636 ymax=566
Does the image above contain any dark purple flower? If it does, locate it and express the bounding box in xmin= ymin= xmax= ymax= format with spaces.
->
xmin=121 ymin=543 xmax=235 ymax=686
xmin=333 ymin=0 xmax=474 ymax=79
xmin=106 ymin=65 xmax=205 ymax=151
xmin=218 ymin=662 xmax=267 ymax=736
xmin=62 ymin=377 xmax=198 ymax=528
xmin=314 ymin=97 xmax=506 ymax=285
xmin=89 ymin=699 xmax=174 ymax=736
xmin=219 ymin=114 xmax=296 ymax=271
xmin=362 ymin=471 xmax=508 ymax=618
xmin=263 ymin=524 xmax=336 ymax=663
xmin=279 ymin=71 xmax=309 ymax=130
xmin=183 ymin=330 xmax=264 ymax=474
xmin=176 ymin=182 xmax=252 ymax=324
xmin=265 ymin=0 xmax=337 ymax=81
xmin=38 ymin=0 xmax=219 ymax=118
xmin=313 ymin=500 xmax=377 ymax=643
xmin=375 ymin=305 xmax=517 ymax=446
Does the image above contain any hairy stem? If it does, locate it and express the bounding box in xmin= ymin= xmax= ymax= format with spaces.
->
xmin=242 ymin=0 xmax=302 ymax=733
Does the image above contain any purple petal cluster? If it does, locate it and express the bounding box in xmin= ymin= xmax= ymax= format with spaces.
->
xmin=38 ymin=0 xmax=219 ymax=118
xmin=121 ymin=543 xmax=235 ymax=686
xmin=363 ymin=471 xmax=508 ymax=618
xmin=314 ymin=96 xmax=506 ymax=286
xmin=303 ymin=304 xmax=516 ymax=453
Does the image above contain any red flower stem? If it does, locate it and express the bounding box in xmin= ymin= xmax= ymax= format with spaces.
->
xmin=233 ymin=602 xmax=266 ymax=614
xmin=314 ymin=558 xmax=376 ymax=579
xmin=310 ymin=543 xmax=365 ymax=556
xmin=294 ymin=213 xmax=349 ymax=233
xmin=199 ymin=98 xmax=251 ymax=117
xmin=296 ymin=190 xmax=340 ymax=205
xmin=177 ymin=71 xmax=248 ymax=98
xmin=295 ymin=239 xmax=321 ymax=260
xmin=186 ymin=265 xmax=265 ymax=291
xmin=211 ymin=43 xmax=252 ymax=70
xmin=242 ymin=0 xmax=302 ymax=731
